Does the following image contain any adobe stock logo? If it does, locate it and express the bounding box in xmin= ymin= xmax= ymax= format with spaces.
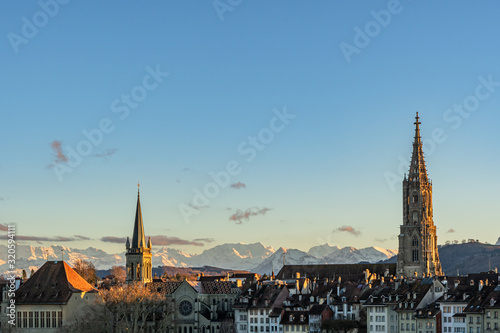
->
xmin=51 ymin=65 xmax=169 ymax=182
xmin=339 ymin=0 xmax=403 ymax=64
xmin=7 ymin=0 xmax=71 ymax=54
xmin=178 ymin=107 xmax=296 ymax=224
xmin=384 ymin=74 xmax=499 ymax=192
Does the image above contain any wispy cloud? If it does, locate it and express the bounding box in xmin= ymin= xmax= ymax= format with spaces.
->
xmin=101 ymin=235 xmax=210 ymax=247
xmin=334 ymin=225 xmax=361 ymax=236
xmin=0 ymin=235 xmax=82 ymax=242
xmin=51 ymin=140 xmax=68 ymax=163
xmin=447 ymin=228 xmax=455 ymax=233
xmin=229 ymin=207 xmax=272 ymax=224
xmin=74 ymin=234 xmax=91 ymax=240
xmin=182 ymin=167 xmax=190 ymax=172
xmin=149 ymin=236 xmax=206 ymax=246
xmin=230 ymin=182 xmax=246 ymax=189
xmin=101 ymin=236 xmax=127 ymax=243
xmin=95 ymin=148 xmax=118 ymax=158
xmin=193 ymin=238 xmax=215 ymax=243
xmin=374 ymin=234 xmax=396 ymax=243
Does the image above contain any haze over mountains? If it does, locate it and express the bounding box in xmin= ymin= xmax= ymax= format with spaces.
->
xmin=4 ymin=241 xmax=499 ymax=277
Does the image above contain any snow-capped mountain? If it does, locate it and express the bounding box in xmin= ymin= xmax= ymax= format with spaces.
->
xmin=322 ymin=246 xmax=397 ymax=264
xmin=252 ymin=247 xmax=323 ymax=275
xmin=308 ymin=243 xmax=341 ymax=258
xmin=153 ymin=248 xmax=192 ymax=267
xmin=1 ymin=242 xmax=397 ymax=277
xmin=0 ymin=244 xmax=125 ymax=277
xmin=187 ymin=242 xmax=275 ymax=270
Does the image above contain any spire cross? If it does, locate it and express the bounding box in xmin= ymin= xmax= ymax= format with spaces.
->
xmin=137 ymin=182 xmax=140 ymax=196
xmin=414 ymin=112 xmax=421 ymax=126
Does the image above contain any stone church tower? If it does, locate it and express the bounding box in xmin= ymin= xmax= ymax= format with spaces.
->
xmin=125 ymin=185 xmax=153 ymax=284
xmin=397 ymin=113 xmax=443 ymax=278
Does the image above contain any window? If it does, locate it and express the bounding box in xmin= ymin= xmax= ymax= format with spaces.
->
xmin=40 ymin=312 xmax=45 ymax=328
xmin=412 ymin=237 xmax=419 ymax=262
xmin=35 ymin=312 xmax=39 ymax=328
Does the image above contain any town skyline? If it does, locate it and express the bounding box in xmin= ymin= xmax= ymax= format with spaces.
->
xmin=1 ymin=1 xmax=500 ymax=255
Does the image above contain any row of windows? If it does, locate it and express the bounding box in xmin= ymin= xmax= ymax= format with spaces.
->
xmin=444 ymin=328 xmax=465 ymax=333
xmin=284 ymin=325 xmax=307 ymax=332
xmin=400 ymin=323 xmax=415 ymax=331
xmin=249 ymin=309 xmax=271 ymax=316
xmin=486 ymin=310 xmax=499 ymax=318
xmin=17 ymin=311 xmax=62 ymax=328
xmin=443 ymin=306 xmax=466 ymax=313
xmin=250 ymin=318 xmax=270 ymax=324
xmin=486 ymin=322 xmax=499 ymax=330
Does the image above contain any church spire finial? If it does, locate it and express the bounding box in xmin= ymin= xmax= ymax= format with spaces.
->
xmin=138 ymin=182 xmax=140 ymax=196
xmin=131 ymin=185 xmax=146 ymax=249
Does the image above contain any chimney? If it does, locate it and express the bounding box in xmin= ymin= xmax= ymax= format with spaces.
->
xmin=296 ymin=272 xmax=300 ymax=279
xmin=337 ymin=277 xmax=341 ymax=295
xmin=479 ymin=280 xmax=484 ymax=291
xmin=364 ymin=269 xmax=370 ymax=281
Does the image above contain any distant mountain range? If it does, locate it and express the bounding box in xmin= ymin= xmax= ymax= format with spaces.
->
xmin=3 ymin=241 xmax=499 ymax=278
xmin=0 ymin=242 xmax=396 ymax=277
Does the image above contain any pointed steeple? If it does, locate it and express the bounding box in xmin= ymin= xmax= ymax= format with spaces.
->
xmin=131 ymin=183 xmax=146 ymax=249
xmin=408 ymin=112 xmax=429 ymax=184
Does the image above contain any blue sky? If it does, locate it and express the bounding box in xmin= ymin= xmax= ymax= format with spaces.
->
xmin=1 ymin=1 xmax=499 ymax=256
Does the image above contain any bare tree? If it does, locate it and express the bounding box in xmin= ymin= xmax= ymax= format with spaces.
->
xmin=73 ymin=259 xmax=98 ymax=285
xmin=110 ymin=266 xmax=126 ymax=285
xmin=65 ymin=282 xmax=173 ymax=333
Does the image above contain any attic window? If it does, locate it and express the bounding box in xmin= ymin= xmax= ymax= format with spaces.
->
xmin=300 ymin=315 xmax=304 ymax=322
xmin=491 ymin=298 xmax=496 ymax=306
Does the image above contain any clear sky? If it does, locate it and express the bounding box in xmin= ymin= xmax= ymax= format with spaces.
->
xmin=1 ymin=1 xmax=499 ymax=256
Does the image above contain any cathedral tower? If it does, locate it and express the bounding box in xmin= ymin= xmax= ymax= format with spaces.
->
xmin=397 ymin=113 xmax=443 ymax=278
xmin=125 ymin=185 xmax=153 ymax=284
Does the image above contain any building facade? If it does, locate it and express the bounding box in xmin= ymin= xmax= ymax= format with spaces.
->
xmin=398 ymin=113 xmax=443 ymax=278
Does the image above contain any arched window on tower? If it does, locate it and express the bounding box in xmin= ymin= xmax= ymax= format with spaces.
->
xmin=412 ymin=237 xmax=419 ymax=262
xmin=413 ymin=195 xmax=418 ymax=203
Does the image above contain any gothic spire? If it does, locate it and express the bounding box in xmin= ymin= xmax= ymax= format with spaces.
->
xmin=131 ymin=184 xmax=146 ymax=249
xmin=408 ymin=112 xmax=429 ymax=184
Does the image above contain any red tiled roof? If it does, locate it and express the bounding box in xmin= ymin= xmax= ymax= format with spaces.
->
xmin=15 ymin=261 xmax=97 ymax=305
